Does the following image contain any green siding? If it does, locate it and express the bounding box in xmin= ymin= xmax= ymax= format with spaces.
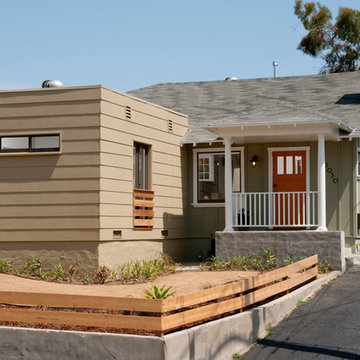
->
xmin=186 ymin=140 xmax=358 ymax=260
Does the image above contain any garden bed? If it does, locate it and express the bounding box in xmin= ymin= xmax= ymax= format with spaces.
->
xmin=0 ymin=255 xmax=318 ymax=336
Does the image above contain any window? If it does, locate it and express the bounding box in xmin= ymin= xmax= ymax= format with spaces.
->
xmin=0 ymin=134 xmax=60 ymax=153
xmin=194 ymin=149 xmax=243 ymax=204
xmin=133 ymin=142 xmax=150 ymax=189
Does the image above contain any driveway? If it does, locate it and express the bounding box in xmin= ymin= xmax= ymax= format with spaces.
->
xmin=241 ymin=268 xmax=360 ymax=360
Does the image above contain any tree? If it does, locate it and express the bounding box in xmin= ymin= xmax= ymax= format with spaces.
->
xmin=294 ymin=1 xmax=360 ymax=73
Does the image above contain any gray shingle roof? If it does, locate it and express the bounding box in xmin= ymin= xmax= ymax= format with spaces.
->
xmin=128 ymin=72 xmax=360 ymax=144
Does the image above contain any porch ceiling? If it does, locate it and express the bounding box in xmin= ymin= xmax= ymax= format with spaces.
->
xmin=206 ymin=120 xmax=353 ymax=143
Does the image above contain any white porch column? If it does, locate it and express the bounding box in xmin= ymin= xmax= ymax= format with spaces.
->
xmin=317 ymin=135 xmax=327 ymax=231
xmin=224 ymin=137 xmax=233 ymax=231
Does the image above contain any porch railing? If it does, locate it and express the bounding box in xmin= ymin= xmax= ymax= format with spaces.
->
xmin=232 ymin=191 xmax=318 ymax=228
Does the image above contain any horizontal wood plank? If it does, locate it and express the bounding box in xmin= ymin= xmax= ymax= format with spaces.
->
xmin=162 ymin=254 xmax=318 ymax=312
xmin=133 ymin=199 xmax=154 ymax=208
xmin=133 ymin=189 xmax=154 ymax=199
xmin=133 ymin=209 xmax=154 ymax=217
xmin=133 ymin=219 xmax=154 ymax=227
xmin=0 ymin=307 xmax=162 ymax=331
xmin=162 ymin=267 xmax=318 ymax=331
xmin=0 ymin=291 xmax=162 ymax=313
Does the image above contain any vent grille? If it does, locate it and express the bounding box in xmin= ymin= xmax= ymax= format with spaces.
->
xmin=125 ymin=106 xmax=131 ymax=120
xmin=168 ymin=119 xmax=173 ymax=132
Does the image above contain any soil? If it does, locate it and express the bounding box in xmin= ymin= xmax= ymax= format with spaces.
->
xmin=0 ymin=269 xmax=259 ymax=335
xmin=0 ymin=269 xmax=258 ymax=298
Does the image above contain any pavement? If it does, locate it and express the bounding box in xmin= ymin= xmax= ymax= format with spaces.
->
xmin=241 ymin=268 xmax=360 ymax=360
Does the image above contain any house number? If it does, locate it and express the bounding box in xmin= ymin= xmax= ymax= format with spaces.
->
xmin=325 ymin=162 xmax=339 ymax=184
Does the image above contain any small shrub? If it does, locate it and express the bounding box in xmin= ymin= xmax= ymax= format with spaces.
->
xmin=53 ymin=264 xmax=65 ymax=282
xmin=93 ymin=265 xmax=111 ymax=284
xmin=262 ymin=249 xmax=277 ymax=269
xmin=25 ymin=258 xmax=42 ymax=276
xmin=284 ymin=255 xmax=295 ymax=266
xmin=266 ymin=326 xmax=273 ymax=336
xmin=0 ymin=259 xmax=11 ymax=273
xmin=66 ymin=265 xmax=77 ymax=283
xmin=82 ymin=273 xmax=92 ymax=284
xmin=144 ymin=284 xmax=175 ymax=299
xmin=232 ymin=353 xmax=242 ymax=359
xmin=318 ymin=260 xmax=331 ymax=273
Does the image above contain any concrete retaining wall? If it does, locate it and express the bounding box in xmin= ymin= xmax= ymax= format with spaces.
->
xmin=215 ymin=230 xmax=345 ymax=272
xmin=0 ymin=327 xmax=164 ymax=360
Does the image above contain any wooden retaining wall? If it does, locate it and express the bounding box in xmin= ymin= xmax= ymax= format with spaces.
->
xmin=0 ymin=255 xmax=318 ymax=335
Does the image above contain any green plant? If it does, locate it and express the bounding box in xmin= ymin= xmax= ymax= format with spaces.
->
xmin=297 ymin=300 xmax=307 ymax=307
xmin=266 ymin=326 xmax=273 ymax=336
xmin=262 ymin=249 xmax=277 ymax=269
xmin=25 ymin=258 xmax=42 ymax=276
xmin=0 ymin=259 xmax=11 ymax=273
xmin=93 ymin=265 xmax=111 ymax=284
xmin=144 ymin=284 xmax=175 ymax=299
xmin=318 ymin=260 xmax=331 ymax=273
xmin=232 ymin=353 xmax=242 ymax=359
xmin=82 ymin=273 xmax=92 ymax=284
xmin=53 ymin=264 xmax=65 ymax=281
xmin=284 ymin=255 xmax=295 ymax=266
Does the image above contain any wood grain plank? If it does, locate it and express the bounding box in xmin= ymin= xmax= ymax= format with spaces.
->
xmin=162 ymin=255 xmax=318 ymax=312
xmin=0 ymin=292 xmax=162 ymax=313
xmin=0 ymin=308 xmax=162 ymax=331
xmin=162 ymin=267 xmax=317 ymax=331
xmin=133 ymin=199 xmax=154 ymax=208
xmin=133 ymin=219 xmax=154 ymax=227
xmin=133 ymin=209 xmax=154 ymax=217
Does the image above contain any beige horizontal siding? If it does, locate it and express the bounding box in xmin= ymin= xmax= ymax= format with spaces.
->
xmin=0 ymin=86 xmax=101 ymax=105
xmin=0 ymin=179 xmax=99 ymax=192
xmin=0 ymin=205 xmax=99 ymax=217
xmin=0 ymin=229 xmax=99 ymax=242
xmin=0 ymin=115 xmax=100 ymax=131
xmin=0 ymin=192 xmax=99 ymax=205
xmin=99 ymin=178 xmax=132 ymax=192
xmin=0 ymin=217 xmax=99 ymax=230
xmin=0 ymin=166 xmax=99 ymax=180
xmin=0 ymin=100 xmax=100 ymax=118
xmin=101 ymin=87 xmax=188 ymax=126
xmin=0 ymin=154 xmax=100 ymax=167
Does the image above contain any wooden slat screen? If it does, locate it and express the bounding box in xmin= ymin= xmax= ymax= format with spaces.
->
xmin=133 ymin=188 xmax=154 ymax=230
xmin=0 ymin=255 xmax=318 ymax=336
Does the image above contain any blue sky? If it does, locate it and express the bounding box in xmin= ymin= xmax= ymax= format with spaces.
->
xmin=0 ymin=0 xmax=358 ymax=91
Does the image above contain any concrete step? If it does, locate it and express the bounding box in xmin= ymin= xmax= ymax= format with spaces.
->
xmin=345 ymin=254 xmax=360 ymax=269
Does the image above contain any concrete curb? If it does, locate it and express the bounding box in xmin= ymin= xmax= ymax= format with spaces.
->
xmin=163 ymin=271 xmax=341 ymax=360
xmin=0 ymin=272 xmax=341 ymax=360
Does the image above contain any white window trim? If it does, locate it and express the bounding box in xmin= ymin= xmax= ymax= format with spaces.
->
xmin=198 ymin=153 xmax=214 ymax=182
xmin=192 ymin=146 xmax=244 ymax=207
xmin=267 ymin=146 xmax=310 ymax=194
xmin=357 ymin=147 xmax=360 ymax=180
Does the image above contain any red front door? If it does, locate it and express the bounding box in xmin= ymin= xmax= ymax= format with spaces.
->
xmin=272 ymin=150 xmax=306 ymax=226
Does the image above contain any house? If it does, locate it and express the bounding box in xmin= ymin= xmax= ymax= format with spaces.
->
xmin=0 ymin=72 xmax=359 ymax=271
xmin=0 ymin=85 xmax=188 ymax=272
xmin=129 ymin=72 xmax=360 ymax=265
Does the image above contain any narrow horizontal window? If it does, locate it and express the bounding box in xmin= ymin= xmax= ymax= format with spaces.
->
xmin=0 ymin=134 xmax=60 ymax=153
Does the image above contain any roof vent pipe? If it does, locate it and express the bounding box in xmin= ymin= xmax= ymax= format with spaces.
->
xmin=225 ymin=76 xmax=238 ymax=81
xmin=42 ymin=80 xmax=63 ymax=88
xmin=272 ymin=61 xmax=278 ymax=78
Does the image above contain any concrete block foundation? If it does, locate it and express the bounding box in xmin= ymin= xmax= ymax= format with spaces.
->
xmin=215 ymin=230 xmax=345 ymax=272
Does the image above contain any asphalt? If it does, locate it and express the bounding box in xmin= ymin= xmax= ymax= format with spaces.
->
xmin=241 ymin=268 xmax=360 ymax=360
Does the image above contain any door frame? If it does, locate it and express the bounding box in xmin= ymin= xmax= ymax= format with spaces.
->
xmin=268 ymin=147 xmax=311 ymax=227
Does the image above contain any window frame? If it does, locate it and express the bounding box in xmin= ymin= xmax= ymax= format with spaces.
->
xmin=133 ymin=142 xmax=151 ymax=190
xmin=192 ymin=147 xmax=244 ymax=207
xmin=0 ymin=133 xmax=61 ymax=155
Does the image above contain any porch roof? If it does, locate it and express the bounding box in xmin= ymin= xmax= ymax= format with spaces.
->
xmin=128 ymin=72 xmax=360 ymax=144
